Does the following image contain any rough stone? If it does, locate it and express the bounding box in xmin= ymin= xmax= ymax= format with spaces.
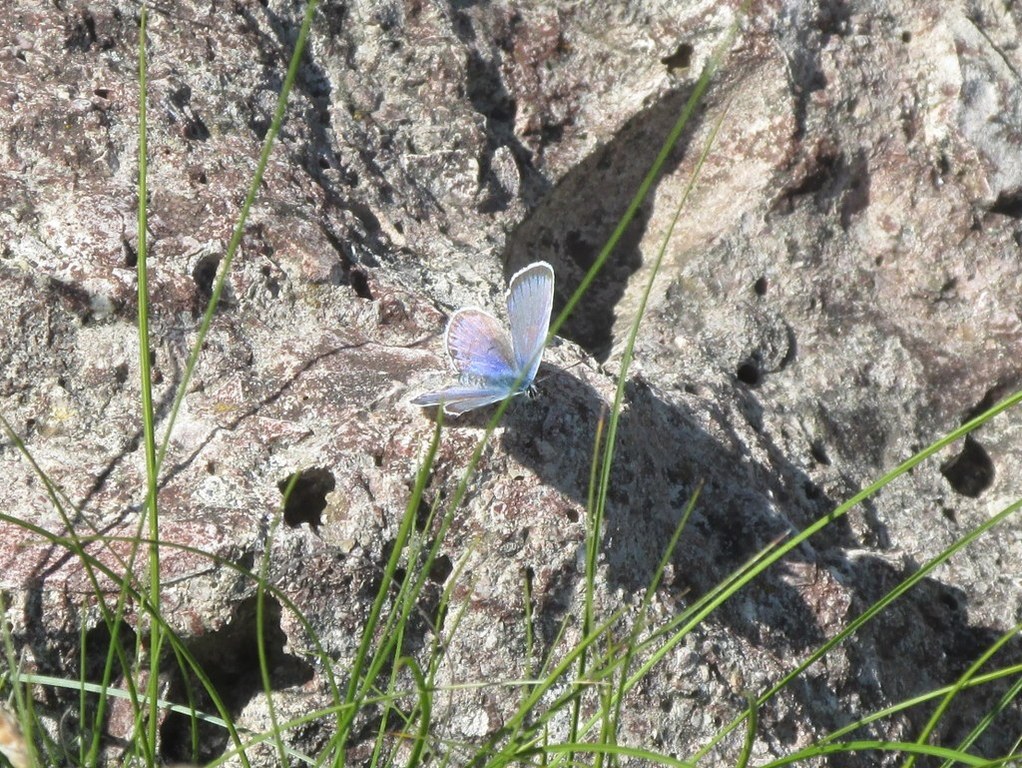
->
xmin=2 ymin=0 xmax=1022 ymax=765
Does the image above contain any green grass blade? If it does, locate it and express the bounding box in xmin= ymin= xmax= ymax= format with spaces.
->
xmin=818 ymin=662 xmax=1022 ymax=747
xmin=698 ymin=492 xmax=1022 ymax=761
xmin=760 ymin=740 xmax=1018 ymax=767
xmin=154 ymin=0 xmax=319 ymax=476
xmin=258 ymin=474 xmax=301 ymax=768
xmin=736 ymin=694 xmax=758 ymax=768
xmin=336 ymin=415 xmax=443 ymax=748
xmin=907 ymin=622 xmax=1022 ymax=768
xmin=134 ymin=6 xmax=165 ymax=756
xmin=945 ymin=664 xmax=1022 ymax=766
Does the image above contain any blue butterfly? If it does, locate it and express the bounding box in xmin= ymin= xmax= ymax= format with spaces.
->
xmin=412 ymin=261 xmax=555 ymax=415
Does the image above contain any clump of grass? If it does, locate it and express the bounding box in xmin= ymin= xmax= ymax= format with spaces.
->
xmin=2 ymin=2 xmax=1022 ymax=767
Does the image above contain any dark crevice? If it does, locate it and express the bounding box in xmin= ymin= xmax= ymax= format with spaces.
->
xmin=159 ymin=596 xmax=314 ymax=764
xmin=463 ymin=49 xmax=531 ymax=213
xmin=49 ymin=623 xmax=140 ymax=745
xmin=65 ymin=10 xmax=98 ymax=51
xmin=465 ymin=50 xmax=516 ymax=125
xmin=83 ymin=623 xmax=138 ymax=685
xmin=429 ymin=554 xmax=453 ymax=584
xmin=990 ymin=191 xmax=1022 ymax=219
xmin=320 ymin=224 xmax=374 ymax=298
xmin=278 ymin=467 xmax=336 ymax=529
xmin=456 ymin=10 xmax=555 ymax=210
xmin=122 ymin=238 xmax=137 ymax=268
xmin=661 ymin=42 xmax=694 ymax=72
xmin=413 ymin=496 xmax=432 ymax=533
xmin=736 ymin=359 xmax=762 ymax=387
xmin=772 ymin=149 xmax=870 ymax=228
xmin=817 ymin=0 xmax=852 ymax=39
xmin=773 ymin=152 xmax=841 ymax=212
xmin=839 ymin=151 xmax=871 ymax=228
xmin=963 ymin=376 xmax=1022 ymax=422
xmin=940 ymin=436 xmax=995 ymax=498
xmin=45 ymin=277 xmax=95 ymax=323
xmin=167 ymin=84 xmax=210 ymax=141
xmin=191 ymin=254 xmax=221 ymax=297
xmin=810 ymin=440 xmax=831 ymax=466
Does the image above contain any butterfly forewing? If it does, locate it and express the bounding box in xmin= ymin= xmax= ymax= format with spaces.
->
xmin=445 ymin=308 xmax=517 ymax=381
xmin=506 ymin=261 xmax=555 ymax=385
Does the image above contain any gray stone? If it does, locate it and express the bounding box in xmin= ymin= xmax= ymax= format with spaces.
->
xmin=2 ymin=0 xmax=1022 ymax=765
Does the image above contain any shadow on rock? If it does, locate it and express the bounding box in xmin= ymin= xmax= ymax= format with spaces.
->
xmin=499 ymin=369 xmax=1022 ymax=762
xmin=503 ymin=85 xmax=700 ymax=361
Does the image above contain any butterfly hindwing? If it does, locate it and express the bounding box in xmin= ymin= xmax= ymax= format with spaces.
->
xmin=409 ymin=382 xmax=513 ymax=415
xmin=506 ymin=261 xmax=554 ymax=387
xmin=445 ymin=308 xmax=517 ymax=382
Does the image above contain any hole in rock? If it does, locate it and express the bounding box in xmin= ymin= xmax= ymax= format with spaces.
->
xmin=414 ymin=496 xmax=432 ymax=533
xmin=810 ymin=440 xmax=831 ymax=466
xmin=661 ymin=42 xmax=693 ymax=72
xmin=249 ymin=116 xmax=270 ymax=140
xmin=123 ymin=241 xmax=137 ymax=267
xmin=278 ymin=467 xmax=336 ymax=529
xmin=839 ymin=153 xmax=871 ymax=228
xmin=774 ymin=153 xmax=840 ymax=211
xmin=940 ymin=436 xmax=994 ymax=498
xmin=59 ymin=623 xmax=140 ymax=740
xmin=191 ymin=254 xmax=221 ymax=297
xmin=83 ymin=623 xmax=138 ymax=684
xmin=465 ymin=50 xmax=516 ymax=124
xmin=181 ymin=116 xmax=210 ymax=141
xmin=320 ymin=224 xmax=373 ymax=299
xmin=46 ymin=276 xmax=95 ymax=322
xmin=990 ymin=192 xmax=1022 ymax=219
xmin=349 ymin=268 xmax=372 ymax=299
xmin=754 ymin=276 xmax=769 ymax=296
xmin=736 ymin=359 xmax=761 ymax=387
xmin=169 ymin=85 xmax=192 ymax=111
xmin=963 ymin=378 xmax=1022 ymax=422
xmin=160 ymin=596 xmax=314 ymax=765
xmin=429 ymin=554 xmax=453 ymax=584
xmin=65 ymin=11 xmax=97 ymax=51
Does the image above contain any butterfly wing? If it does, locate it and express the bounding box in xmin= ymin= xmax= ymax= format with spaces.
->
xmin=412 ymin=266 xmax=552 ymax=416
xmin=445 ymin=308 xmax=517 ymax=381
xmin=409 ymin=382 xmax=514 ymax=415
xmin=506 ymin=261 xmax=555 ymax=387
xmin=411 ymin=307 xmax=518 ymax=416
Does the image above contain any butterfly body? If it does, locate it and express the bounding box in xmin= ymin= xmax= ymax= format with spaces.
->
xmin=412 ymin=261 xmax=555 ymax=415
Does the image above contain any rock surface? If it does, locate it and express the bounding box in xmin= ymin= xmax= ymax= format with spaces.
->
xmin=2 ymin=0 xmax=1022 ymax=765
